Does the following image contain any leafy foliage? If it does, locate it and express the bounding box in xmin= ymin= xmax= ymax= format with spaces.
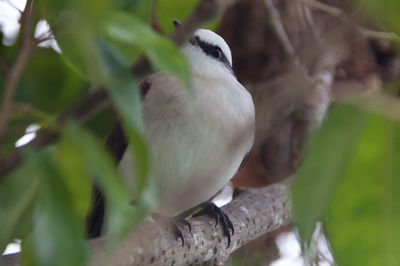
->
xmin=293 ymin=98 xmax=400 ymax=265
xmin=104 ymin=12 xmax=191 ymax=88
xmin=293 ymin=0 xmax=400 ymax=263
xmin=0 ymin=0 xmax=192 ymax=265
xmin=358 ymin=0 xmax=400 ymax=35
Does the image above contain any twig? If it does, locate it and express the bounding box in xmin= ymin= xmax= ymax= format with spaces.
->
xmin=0 ymin=0 xmax=35 ymax=138
xmin=299 ymin=0 xmax=342 ymax=16
xmin=263 ymin=0 xmax=297 ymax=61
xmin=0 ymin=88 xmax=110 ymax=176
xmin=299 ymin=0 xmax=400 ymax=42
xmin=2 ymin=183 xmax=291 ymax=266
xmin=5 ymin=0 xmax=23 ymax=13
xmin=358 ymin=27 xmax=400 ymax=41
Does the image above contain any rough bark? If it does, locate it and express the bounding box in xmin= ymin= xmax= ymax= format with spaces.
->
xmin=3 ymin=182 xmax=290 ymax=266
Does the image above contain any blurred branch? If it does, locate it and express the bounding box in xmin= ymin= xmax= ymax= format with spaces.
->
xmin=264 ymin=0 xmax=298 ymax=63
xmin=3 ymin=183 xmax=291 ymax=266
xmin=299 ymin=0 xmax=342 ymax=16
xmin=299 ymin=0 xmax=400 ymax=42
xmin=0 ymin=0 xmax=35 ymax=139
xmin=0 ymin=0 xmax=239 ymax=178
xmin=5 ymin=0 xmax=23 ymax=13
xmin=0 ymin=57 xmax=8 ymax=73
xmin=0 ymin=88 xmax=109 ymax=177
xmin=358 ymin=28 xmax=400 ymax=42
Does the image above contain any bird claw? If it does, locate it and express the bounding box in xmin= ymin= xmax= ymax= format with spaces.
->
xmin=171 ymin=218 xmax=192 ymax=246
xmin=152 ymin=214 xmax=192 ymax=246
xmin=193 ymin=202 xmax=234 ymax=248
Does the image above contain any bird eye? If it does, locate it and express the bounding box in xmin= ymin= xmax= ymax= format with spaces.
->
xmin=212 ymin=47 xmax=223 ymax=59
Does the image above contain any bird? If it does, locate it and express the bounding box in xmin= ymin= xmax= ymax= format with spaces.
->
xmin=87 ymin=19 xmax=255 ymax=247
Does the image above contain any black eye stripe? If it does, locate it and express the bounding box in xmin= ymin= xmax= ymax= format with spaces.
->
xmin=190 ymin=36 xmax=234 ymax=74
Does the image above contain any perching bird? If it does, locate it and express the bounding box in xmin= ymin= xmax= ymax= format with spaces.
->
xmin=87 ymin=20 xmax=255 ymax=246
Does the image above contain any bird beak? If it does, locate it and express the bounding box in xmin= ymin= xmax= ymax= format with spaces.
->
xmin=173 ymin=19 xmax=181 ymax=28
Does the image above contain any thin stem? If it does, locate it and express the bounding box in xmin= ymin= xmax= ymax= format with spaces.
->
xmin=0 ymin=0 xmax=35 ymax=138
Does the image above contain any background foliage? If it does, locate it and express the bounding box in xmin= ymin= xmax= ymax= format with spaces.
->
xmin=291 ymin=1 xmax=400 ymax=265
xmin=1 ymin=0 xmax=400 ymax=265
xmin=0 ymin=0 xmax=194 ymax=265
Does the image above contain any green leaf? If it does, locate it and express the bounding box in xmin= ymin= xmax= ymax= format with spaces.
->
xmin=104 ymin=12 xmax=191 ymax=89
xmin=0 ymin=160 xmax=40 ymax=252
xmin=293 ymin=96 xmax=400 ymax=265
xmin=62 ymin=124 xmax=151 ymax=246
xmin=326 ymin=115 xmax=400 ymax=265
xmin=292 ymin=104 xmax=367 ymax=242
xmin=39 ymin=0 xmax=112 ymax=84
xmin=98 ymin=41 xmax=155 ymax=201
xmin=55 ymin=133 xmax=92 ymax=224
xmin=15 ymin=48 xmax=87 ymax=114
xmin=28 ymin=149 xmax=87 ymax=266
xmin=357 ymin=0 xmax=400 ymax=36
xmin=155 ymin=0 xmax=221 ymax=33
xmin=156 ymin=0 xmax=198 ymax=33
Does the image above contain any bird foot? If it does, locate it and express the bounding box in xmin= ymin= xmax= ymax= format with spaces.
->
xmin=193 ymin=202 xmax=234 ymax=247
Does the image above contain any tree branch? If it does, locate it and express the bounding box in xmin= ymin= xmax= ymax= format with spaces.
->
xmin=0 ymin=0 xmax=35 ymax=138
xmin=0 ymin=0 xmax=238 ymax=179
xmin=264 ymin=0 xmax=297 ymax=62
xmin=3 ymin=182 xmax=291 ymax=266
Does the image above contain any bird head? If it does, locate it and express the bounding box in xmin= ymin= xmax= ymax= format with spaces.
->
xmin=173 ymin=20 xmax=234 ymax=79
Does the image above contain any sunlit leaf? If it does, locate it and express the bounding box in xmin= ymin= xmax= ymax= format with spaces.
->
xmin=104 ymin=12 xmax=191 ymax=89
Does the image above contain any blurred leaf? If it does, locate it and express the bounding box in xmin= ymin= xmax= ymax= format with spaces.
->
xmin=155 ymin=0 xmax=221 ymax=33
xmin=104 ymin=12 xmax=191 ymax=89
xmin=97 ymin=42 xmax=158 ymax=244
xmin=156 ymin=0 xmax=198 ymax=33
xmin=20 ymin=235 xmax=37 ymax=266
xmin=55 ymin=134 xmax=92 ymax=224
xmin=15 ymin=48 xmax=87 ymax=114
xmin=29 ymin=149 xmax=87 ymax=266
xmin=98 ymin=41 xmax=154 ymax=198
xmin=0 ymin=160 xmax=40 ymax=252
xmin=326 ymin=115 xmax=400 ymax=266
xmin=39 ymin=0 xmax=112 ymax=83
xmin=63 ymin=124 xmax=150 ymax=246
xmin=292 ymin=104 xmax=367 ymax=242
xmin=127 ymin=0 xmax=152 ymax=23
xmin=293 ymin=97 xmax=400 ymax=265
xmin=84 ymin=108 xmax=115 ymax=139
xmin=358 ymin=0 xmax=400 ymax=35
xmin=38 ymin=0 xmax=151 ymax=84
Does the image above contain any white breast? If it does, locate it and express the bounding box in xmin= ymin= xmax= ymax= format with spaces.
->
xmin=119 ymin=72 xmax=255 ymax=216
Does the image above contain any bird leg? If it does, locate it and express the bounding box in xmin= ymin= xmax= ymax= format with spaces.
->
xmin=192 ymin=202 xmax=234 ymax=247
